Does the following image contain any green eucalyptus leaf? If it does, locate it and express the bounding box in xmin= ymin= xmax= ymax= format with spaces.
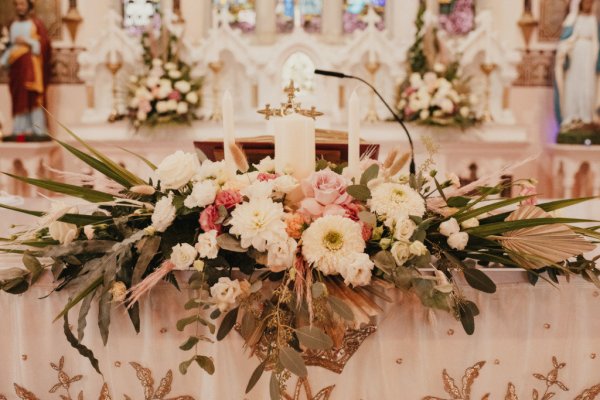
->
xmin=240 ymin=312 xmax=257 ymax=340
xmin=372 ymin=251 xmax=395 ymax=273
xmin=346 ymin=185 xmax=371 ymax=201
xmin=446 ymin=196 xmax=470 ymax=208
xmin=176 ymin=315 xmax=199 ymax=331
xmin=463 ymin=268 xmax=496 ymax=293
xmin=358 ymin=211 xmax=377 ymax=228
xmin=246 ymin=359 xmax=267 ymax=394
xmin=295 ymin=326 xmax=333 ymax=350
xmin=179 ymin=336 xmax=200 ymax=351
xmin=278 ymin=347 xmax=307 ymax=377
xmin=195 ymin=355 xmax=215 ymax=375
xmin=360 ymin=164 xmax=379 ymax=185
xmin=179 ymin=357 xmax=194 ymax=375
xmin=216 ymin=234 xmax=247 ymax=253
xmin=217 ymin=307 xmax=239 ymax=341
xmin=22 ymin=252 xmax=43 ymax=283
xmin=327 ymin=296 xmax=354 ymax=321
xmin=269 ymin=372 xmax=280 ymax=400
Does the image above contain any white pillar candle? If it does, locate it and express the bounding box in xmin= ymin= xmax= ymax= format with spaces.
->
xmin=348 ymin=90 xmax=361 ymax=180
xmin=222 ymin=91 xmax=236 ymax=175
xmin=274 ymin=113 xmax=316 ymax=181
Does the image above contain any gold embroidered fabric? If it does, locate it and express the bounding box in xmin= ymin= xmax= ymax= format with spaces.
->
xmin=423 ymin=357 xmax=600 ymax=400
xmin=282 ymin=378 xmax=335 ymax=400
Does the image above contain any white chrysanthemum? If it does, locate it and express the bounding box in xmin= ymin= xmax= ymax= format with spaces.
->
xmin=369 ymin=183 xmax=425 ymax=221
xmin=229 ymin=198 xmax=287 ymax=252
xmin=301 ymin=215 xmax=365 ymax=275
xmin=196 ymin=159 xmax=230 ymax=186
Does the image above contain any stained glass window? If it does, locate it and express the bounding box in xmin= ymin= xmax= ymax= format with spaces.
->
xmin=123 ymin=0 xmax=160 ymax=31
xmin=275 ymin=0 xmax=295 ymax=33
xmin=213 ymin=0 xmax=256 ymax=33
xmin=343 ymin=0 xmax=385 ymax=33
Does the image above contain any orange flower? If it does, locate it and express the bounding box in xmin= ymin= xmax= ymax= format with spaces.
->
xmin=285 ymin=213 xmax=308 ymax=239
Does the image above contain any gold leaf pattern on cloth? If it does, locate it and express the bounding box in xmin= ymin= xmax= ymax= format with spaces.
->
xmin=424 ymin=357 xmax=600 ymax=400
xmin=282 ymin=378 xmax=335 ymax=400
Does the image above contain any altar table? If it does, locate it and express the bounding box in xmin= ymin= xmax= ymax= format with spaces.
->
xmin=0 ymin=200 xmax=599 ymax=399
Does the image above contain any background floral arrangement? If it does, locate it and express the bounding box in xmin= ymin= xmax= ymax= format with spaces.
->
xmin=0 ymin=126 xmax=598 ymax=399
xmin=127 ymin=28 xmax=202 ymax=130
xmin=397 ymin=2 xmax=480 ymax=128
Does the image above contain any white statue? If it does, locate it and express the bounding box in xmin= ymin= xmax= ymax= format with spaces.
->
xmin=555 ymin=0 xmax=600 ymax=127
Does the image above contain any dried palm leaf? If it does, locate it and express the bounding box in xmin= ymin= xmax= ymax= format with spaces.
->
xmin=383 ymin=147 xmax=399 ymax=170
xmin=388 ymin=153 xmax=410 ymax=177
xmin=229 ymin=142 xmax=249 ymax=173
xmin=492 ymin=205 xmax=596 ymax=269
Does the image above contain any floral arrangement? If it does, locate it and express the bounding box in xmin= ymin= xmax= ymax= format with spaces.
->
xmin=439 ymin=0 xmax=475 ymax=36
xmin=127 ymin=29 xmax=202 ymax=129
xmin=0 ymin=127 xmax=598 ymax=399
xmin=397 ymin=1 xmax=480 ymax=128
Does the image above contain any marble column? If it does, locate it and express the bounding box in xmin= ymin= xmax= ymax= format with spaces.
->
xmin=255 ymin=0 xmax=277 ymax=44
xmin=321 ymin=0 xmax=343 ymax=42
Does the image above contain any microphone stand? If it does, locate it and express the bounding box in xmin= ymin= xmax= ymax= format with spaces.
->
xmin=314 ymin=69 xmax=416 ymax=175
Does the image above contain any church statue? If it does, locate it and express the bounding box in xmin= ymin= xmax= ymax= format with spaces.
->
xmin=555 ymin=0 xmax=600 ymax=128
xmin=0 ymin=0 xmax=52 ymax=142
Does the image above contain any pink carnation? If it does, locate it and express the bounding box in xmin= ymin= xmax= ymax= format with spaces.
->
xmin=199 ymin=205 xmax=221 ymax=233
xmin=257 ymin=172 xmax=278 ymax=182
xmin=168 ymin=91 xmax=182 ymax=101
xmin=360 ymin=222 xmax=373 ymax=242
xmin=215 ymin=189 xmax=242 ymax=210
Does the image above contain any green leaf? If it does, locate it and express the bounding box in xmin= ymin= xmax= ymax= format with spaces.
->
xmin=179 ymin=336 xmax=200 ymax=351
xmin=269 ymin=373 xmax=280 ymax=400
xmin=327 ymin=296 xmax=354 ymax=321
xmin=216 ymin=234 xmax=247 ymax=253
xmin=127 ymin=302 xmax=140 ymax=334
xmin=463 ymin=268 xmax=496 ymax=293
xmin=295 ymin=326 xmax=333 ymax=350
xmin=246 ymin=359 xmax=267 ymax=394
xmin=346 ymin=185 xmax=371 ymax=202
xmin=447 ymin=196 xmax=470 ymax=208
xmin=210 ymin=308 xmax=221 ymax=320
xmin=240 ymin=312 xmax=256 ymax=340
xmin=179 ymin=357 xmax=194 ymax=375
xmin=22 ymin=252 xmax=43 ymax=284
xmin=467 ymin=218 xmax=597 ymax=237
xmin=184 ymin=298 xmax=201 ymax=310
xmin=1 ymin=275 xmax=29 ymax=294
xmin=454 ymin=195 xmax=533 ymax=222
xmin=458 ymin=302 xmax=475 ymax=335
xmin=311 ymin=282 xmax=326 ymax=299
xmin=77 ymin=289 xmax=96 ymax=341
xmin=360 ymin=164 xmax=379 ymax=185
xmin=482 ymin=197 xmax=597 ymax=224
xmin=2 ymin=172 xmax=114 ymax=203
xmin=98 ymin=288 xmax=112 ymax=345
xmin=54 ymin=274 xmax=103 ymax=322
xmin=132 ymin=236 xmax=161 ymax=287
xmin=358 ymin=211 xmax=377 ymax=228
xmin=372 ymin=250 xmax=396 ymax=273
xmin=176 ymin=315 xmax=199 ymax=331
xmin=63 ymin=311 xmax=102 ymax=375
xmin=278 ymin=347 xmax=307 ymax=377
xmin=194 ymin=355 xmax=215 ymax=375
xmin=217 ymin=307 xmax=239 ymax=341
xmin=117 ymin=145 xmax=157 ymax=171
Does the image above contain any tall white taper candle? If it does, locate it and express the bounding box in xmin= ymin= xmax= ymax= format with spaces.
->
xmin=348 ymin=90 xmax=361 ymax=180
xmin=222 ymin=91 xmax=235 ymax=174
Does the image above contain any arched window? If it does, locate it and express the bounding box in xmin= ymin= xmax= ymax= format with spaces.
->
xmin=213 ymin=0 xmax=257 ymax=33
xmin=281 ymin=51 xmax=316 ymax=92
xmin=123 ymin=0 xmax=160 ymax=33
xmin=343 ymin=1 xmax=385 ymax=34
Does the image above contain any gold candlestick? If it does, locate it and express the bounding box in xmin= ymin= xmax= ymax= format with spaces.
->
xmin=364 ymin=61 xmax=381 ymax=123
xmin=480 ymin=62 xmax=497 ymax=123
xmin=208 ymin=60 xmax=224 ymax=122
xmin=517 ymin=10 xmax=538 ymax=51
xmin=62 ymin=3 xmax=83 ymax=47
xmin=106 ymin=52 xmax=123 ymax=123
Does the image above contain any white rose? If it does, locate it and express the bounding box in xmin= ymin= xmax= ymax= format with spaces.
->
xmin=267 ymin=237 xmax=297 ymax=272
xmin=83 ymin=225 xmax=95 ymax=240
xmin=156 ymin=101 xmax=169 ymax=114
xmin=273 ymin=175 xmax=299 ymax=194
xmin=419 ymin=109 xmax=430 ymax=120
xmin=176 ymin=101 xmax=189 ymax=115
xmin=210 ymin=277 xmax=242 ymax=312
xmin=461 ymin=217 xmax=480 ymax=229
xmin=169 ymin=70 xmax=182 ymax=79
xmin=409 ymin=240 xmax=428 ymax=257
xmin=184 ymin=180 xmax=218 ymax=209
xmin=170 ymin=243 xmax=198 ymax=270
xmin=241 ymin=180 xmax=275 ymax=200
xmin=253 ymin=156 xmax=275 ymax=173
xmin=152 ymin=58 xmax=163 ymax=67
xmin=440 ymin=98 xmax=454 ymax=114
xmin=167 ymin=99 xmax=178 ymax=111
xmin=164 ymin=62 xmax=176 ymax=70
xmin=195 ymin=230 xmax=219 ymax=259
xmin=151 ymin=194 xmax=176 ymax=232
xmin=439 ymin=218 xmax=460 ymax=237
xmin=185 ymin=91 xmax=199 ymax=104
xmin=394 ymin=218 xmax=416 ymax=241
xmin=340 ymin=253 xmax=374 ymax=287
xmin=447 ymin=232 xmax=469 ymax=250
xmin=391 ymin=241 xmax=411 ymax=266
xmin=459 ymin=106 xmax=470 ymax=118
xmin=49 ymin=221 xmax=78 ymax=245
xmin=156 ymin=150 xmax=200 ymax=190
xmin=174 ymin=80 xmax=191 ymax=94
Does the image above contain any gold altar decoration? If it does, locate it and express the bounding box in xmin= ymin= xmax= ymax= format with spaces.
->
xmin=479 ymin=62 xmax=497 ymax=123
xmin=106 ymin=51 xmax=123 ymax=123
xmin=518 ymin=9 xmax=538 ymax=50
xmin=364 ymin=61 xmax=381 ymax=123
xmin=172 ymin=0 xmax=185 ymax=25
xmin=62 ymin=0 xmax=83 ymax=46
xmin=208 ymin=60 xmax=225 ymax=122
xmin=257 ymin=81 xmax=324 ymax=120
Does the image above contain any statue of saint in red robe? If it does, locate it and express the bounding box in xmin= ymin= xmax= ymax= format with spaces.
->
xmin=0 ymin=0 xmax=51 ymax=142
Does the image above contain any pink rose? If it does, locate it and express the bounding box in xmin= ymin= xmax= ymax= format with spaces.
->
xmin=215 ymin=189 xmax=242 ymax=210
xmin=300 ymin=169 xmax=351 ymax=218
xmin=257 ymin=172 xmax=278 ymax=182
xmin=199 ymin=205 xmax=221 ymax=233
xmin=168 ymin=91 xmax=181 ymax=101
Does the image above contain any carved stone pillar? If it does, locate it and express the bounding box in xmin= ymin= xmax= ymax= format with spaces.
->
xmin=255 ymin=0 xmax=277 ymax=44
xmin=321 ymin=0 xmax=343 ymax=42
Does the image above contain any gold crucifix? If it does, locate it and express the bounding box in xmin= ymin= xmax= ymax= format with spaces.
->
xmin=257 ymin=80 xmax=323 ymax=120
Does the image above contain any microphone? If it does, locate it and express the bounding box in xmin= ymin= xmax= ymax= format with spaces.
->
xmin=314 ymin=68 xmax=416 ymax=175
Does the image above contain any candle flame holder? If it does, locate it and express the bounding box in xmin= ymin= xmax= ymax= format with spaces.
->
xmin=208 ymin=60 xmax=225 ymax=122
xmin=106 ymin=51 xmax=123 ymax=123
xmin=364 ymin=61 xmax=381 ymax=123
xmin=480 ymin=62 xmax=497 ymax=123
xmin=258 ymin=81 xmax=323 ymax=120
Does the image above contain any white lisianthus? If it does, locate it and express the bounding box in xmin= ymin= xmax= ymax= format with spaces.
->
xmin=174 ymin=80 xmax=191 ymax=94
xmin=164 ymin=62 xmax=176 ymax=70
xmin=185 ymin=91 xmax=199 ymax=104
xmin=241 ymin=180 xmax=275 ymax=200
xmin=273 ymin=175 xmax=298 ymax=194
xmin=210 ymin=277 xmax=242 ymax=312
xmin=394 ymin=218 xmax=416 ymax=241
xmin=156 ymin=101 xmax=169 ymax=114
xmin=461 ymin=217 xmax=480 ymax=229
xmin=301 ymin=215 xmax=365 ymax=275
xmin=49 ymin=221 xmax=78 ymax=245
xmin=409 ymin=240 xmax=428 ymax=257
xmin=419 ymin=109 xmax=430 ymax=120
xmin=459 ymin=106 xmax=470 ymax=118
xmin=151 ymin=194 xmax=176 ymax=232
xmin=439 ymin=218 xmax=460 ymax=237
xmin=184 ymin=180 xmax=218 ymax=209
xmin=83 ymin=225 xmax=95 ymax=240
xmin=156 ymin=150 xmax=200 ymax=190
xmin=229 ymin=197 xmax=287 ymax=252
xmin=196 ymin=159 xmax=230 ymax=185
xmin=253 ymin=156 xmax=276 ymax=173
xmin=369 ymin=183 xmax=426 ymax=223
xmin=267 ymin=237 xmax=298 ymax=272
xmin=195 ymin=230 xmax=219 ymax=259
xmin=167 ymin=99 xmax=178 ymax=111
xmin=447 ymin=232 xmax=469 ymax=250
xmin=391 ymin=241 xmax=411 ymax=266
xmin=176 ymin=101 xmax=189 ymax=115
xmin=339 ymin=253 xmax=374 ymax=287
xmin=170 ymin=243 xmax=198 ymax=270
xmin=168 ymin=70 xmax=182 ymax=79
